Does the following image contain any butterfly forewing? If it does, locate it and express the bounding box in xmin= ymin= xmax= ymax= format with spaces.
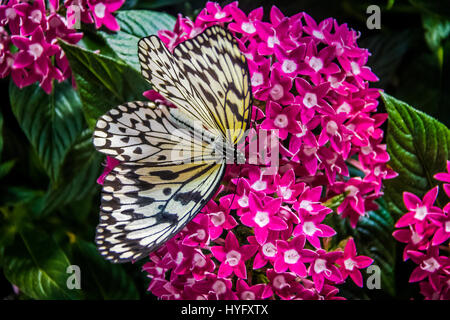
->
xmin=93 ymin=101 xmax=219 ymax=164
xmin=138 ymin=25 xmax=252 ymax=146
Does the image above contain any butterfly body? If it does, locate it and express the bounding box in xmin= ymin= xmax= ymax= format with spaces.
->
xmin=93 ymin=26 xmax=252 ymax=263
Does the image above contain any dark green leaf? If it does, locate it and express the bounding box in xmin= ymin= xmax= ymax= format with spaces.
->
xmin=59 ymin=39 xmax=149 ymax=129
xmin=9 ymin=81 xmax=84 ymax=182
xmin=70 ymin=239 xmax=139 ymax=299
xmin=382 ymin=92 xmax=450 ymax=217
xmin=409 ymin=0 xmax=450 ymax=19
xmin=41 ymin=129 xmax=102 ymax=216
xmin=325 ymin=199 xmax=396 ymax=298
xmin=3 ymin=226 xmax=83 ymax=299
xmin=98 ymin=10 xmax=176 ymax=72
xmin=422 ymin=14 xmax=450 ymax=67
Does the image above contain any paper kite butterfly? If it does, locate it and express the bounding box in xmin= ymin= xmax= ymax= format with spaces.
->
xmin=92 ymin=26 xmax=253 ymax=263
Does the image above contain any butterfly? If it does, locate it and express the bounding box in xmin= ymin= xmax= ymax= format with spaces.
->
xmin=92 ymin=25 xmax=253 ymax=263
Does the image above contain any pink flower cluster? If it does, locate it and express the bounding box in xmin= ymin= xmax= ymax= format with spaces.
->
xmin=0 ymin=0 xmax=123 ymax=93
xmin=138 ymin=2 xmax=395 ymax=300
xmin=393 ymin=161 xmax=450 ymax=300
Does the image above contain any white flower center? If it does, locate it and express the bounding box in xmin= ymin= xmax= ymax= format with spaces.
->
xmin=212 ymin=280 xmax=227 ymax=294
xmin=326 ymin=121 xmax=338 ymax=135
xmin=445 ymin=221 xmax=450 ymax=233
xmin=254 ymin=211 xmax=270 ymax=228
xmin=421 ymin=257 xmax=440 ymax=273
xmin=274 ymin=114 xmax=289 ymax=128
xmin=252 ymin=180 xmax=267 ymax=191
xmin=314 ymin=258 xmax=328 ymax=274
xmin=267 ymin=35 xmax=280 ymax=48
xmin=279 ymin=186 xmax=292 ymax=199
xmin=361 ymin=145 xmax=372 ymax=155
xmin=176 ymin=251 xmax=184 ymax=264
xmin=196 ymin=229 xmax=206 ymax=240
xmin=226 ymin=250 xmax=241 ymax=267
xmin=193 ymin=253 xmax=206 ymax=267
xmin=270 ymin=84 xmax=284 ymax=101
xmin=282 ymin=59 xmax=297 ymax=74
xmin=309 ymin=56 xmax=323 ymax=72
xmin=411 ymin=230 xmax=422 ymax=245
xmin=210 ymin=211 xmax=225 ymax=226
xmin=345 ymin=185 xmax=359 ymax=198
xmin=241 ymin=290 xmax=256 ymax=300
xmin=302 ymin=221 xmax=317 ymax=236
xmin=30 ymin=9 xmax=42 ymax=24
xmin=241 ymin=22 xmax=256 ymax=34
xmin=414 ymin=206 xmax=428 ymax=221
xmin=262 ymin=242 xmax=277 ymax=257
xmin=284 ymin=249 xmax=300 ymax=264
xmin=5 ymin=8 xmax=16 ymax=20
xmin=351 ymin=61 xmax=361 ymax=75
xmin=94 ymin=3 xmax=106 ymax=19
xmin=28 ymin=43 xmax=44 ymax=60
xmin=303 ymin=145 xmax=317 ymax=157
xmin=238 ymin=195 xmax=249 ymax=207
xmin=299 ymin=200 xmax=313 ymax=211
xmin=344 ymin=258 xmax=356 ymax=271
xmin=337 ymin=102 xmax=351 ymax=114
xmin=303 ymin=92 xmax=317 ymax=108
xmin=273 ymin=275 xmax=288 ymax=290
xmin=312 ymin=30 xmax=324 ymax=40
xmin=214 ymin=11 xmax=226 ymax=19
xmin=251 ymin=72 xmax=264 ymax=87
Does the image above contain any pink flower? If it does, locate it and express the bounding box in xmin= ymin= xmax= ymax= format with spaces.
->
xmin=275 ymin=169 xmax=305 ymax=203
xmin=87 ymin=0 xmax=124 ymax=31
xmin=408 ymin=246 xmax=449 ymax=290
xmin=293 ymin=210 xmax=336 ymax=249
xmin=210 ymin=231 xmax=257 ymax=279
xmin=307 ymin=249 xmax=343 ymax=292
xmin=15 ymin=0 xmax=46 ymax=36
xmin=336 ymin=238 xmax=373 ymax=287
xmin=236 ymin=279 xmax=273 ymax=300
xmin=260 ymin=101 xmax=301 ymax=140
xmin=255 ymin=68 xmax=294 ymax=105
xmin=182 ymin=214 xmax=210 ymax=248
xmin=228 ymin=6 xmax=263 ymax=38
xmin=395 ymin=187 xmax=442 ymax=228
xmin=203 ymin=197 xmax=237 ymax=240
xmin=274 ymin=235 xmax=315 ymax=277
xmin=241 ymin=193 xmax=286 ymax=244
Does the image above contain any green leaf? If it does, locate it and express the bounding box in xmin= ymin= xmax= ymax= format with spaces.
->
xmin=41 ymin=129 xmax=102 ymax=216
xmin=9 ymin=80 xmax=84 ymax=182
xmin=382 ymin=92 xmax=450 ymax=217
xmin=326 ymin=200 xmax=396 ymax=298
xmin=422 ymin=14 xmax=450 ymax=67
xmin=3 ymin=226 xmax=83 ymax=299
xmin=70 ymin=239 xmax=139 ymax=299
xmin=98 ymin=10 xmax=176 ymax=72
xmin=59 ymin=39 xmax=148 ymax=129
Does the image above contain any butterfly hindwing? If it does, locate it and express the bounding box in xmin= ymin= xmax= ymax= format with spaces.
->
xmin=138 ymin=25 xmax=252 ymax=145
xmin=97 ymin=161 xmax=225 ymax=262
